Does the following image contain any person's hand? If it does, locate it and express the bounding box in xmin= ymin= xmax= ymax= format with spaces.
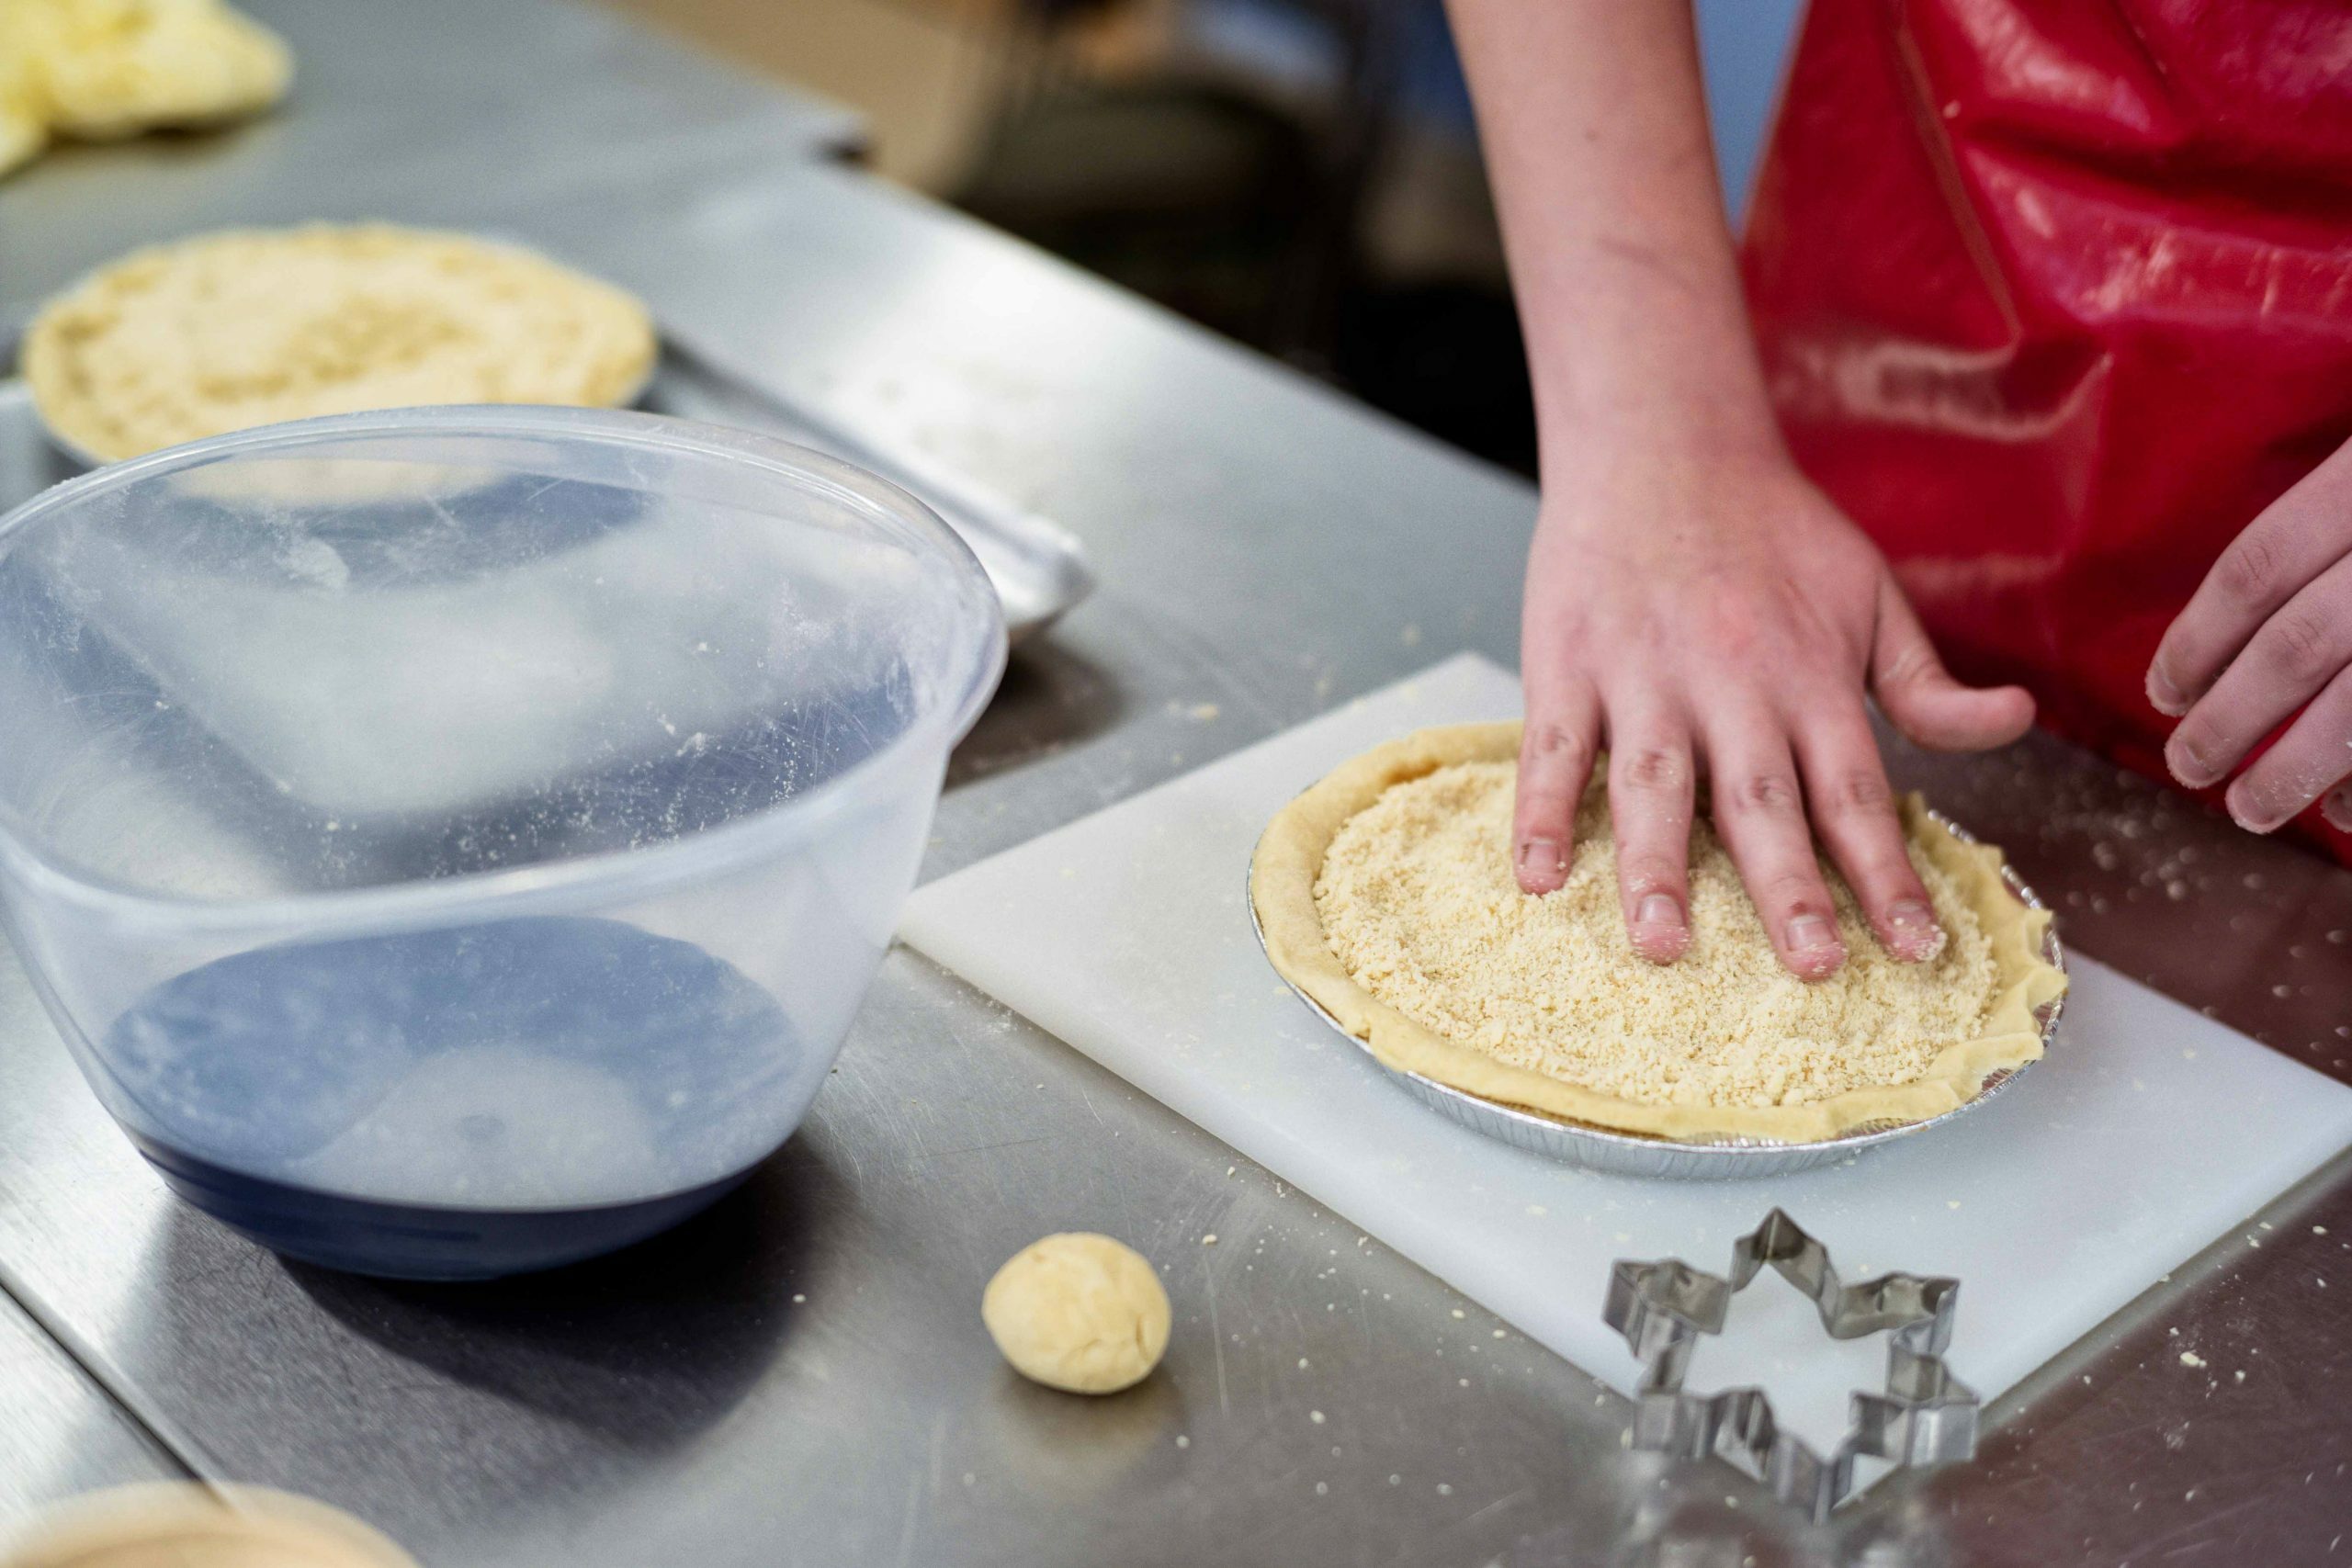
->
xmin=2148 ymin=436 xmax=2352 ymax=834
xmin=1515 ymin=451 xmax=2037 ymax=979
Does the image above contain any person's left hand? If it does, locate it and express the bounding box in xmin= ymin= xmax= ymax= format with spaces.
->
xmin=2147 ymin=434 xmax=2352 ymax=834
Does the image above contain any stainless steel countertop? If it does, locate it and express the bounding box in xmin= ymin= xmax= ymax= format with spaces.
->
xmin=0 ymin=1291 xmax=187 ymax=1522
xmin=2 ymin=38 xmax=2348 ymax=1567
xmin=0 ymin=0 xmax=863 ymax=323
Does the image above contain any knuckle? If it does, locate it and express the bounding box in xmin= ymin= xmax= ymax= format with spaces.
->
xmin=2218 ymin=532 xmax=2283 ymax=607
xmin=1614 ymin=747 xmax=1687 ymax=794
xmin=1524 ymin=722 xmax=1592 ymax=768
xmin=1758 ymin=868 xmax=1829 ymax=914
xmin=1616 ymin=852 xmax=1683 ymax=892
xmin=1858 ymin=860 xmax=1928 ymax=901
xmin=2262 ymin=609 xmax=2335 ymax=682
xmin=1820 ymin=768 xmax=1896 ymax=819
xmin=1725 ymin=771 xmax=1803 ymax=817
xmin=1515 ymin=789 xmax=1577 ymax=825
xmin=1704 ymin=601 xmax=1764 ymax=659
xmin=1877 ymin=643 xmax=1930 ymax=689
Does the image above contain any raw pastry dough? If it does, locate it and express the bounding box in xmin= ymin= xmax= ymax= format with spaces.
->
xmin=983 ymin=1233 xmax=1170 ymax=1394
xmin=0 ymin=0 xmax=292 ymax=178
xmin=2 ymin=1483 xmax=417 ymax=1567
xmin=1250 ymin=722 xmax=2066 ymax=1144
xmin=0 ymin=16 xmax=46 ymax=175
xmin=25 ymin=224 xmax=658 ymax=461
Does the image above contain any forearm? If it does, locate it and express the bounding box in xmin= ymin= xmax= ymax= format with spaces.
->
xmin=1447 ymin=0 xmax=1781 ymax=476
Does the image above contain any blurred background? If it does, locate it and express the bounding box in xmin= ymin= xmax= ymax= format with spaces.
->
xmin=595 ymin=0 xmax=1805 ymax=479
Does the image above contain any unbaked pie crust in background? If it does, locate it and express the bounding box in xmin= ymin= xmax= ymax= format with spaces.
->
xmin=25 ymin=224 xmax=659 ymax=462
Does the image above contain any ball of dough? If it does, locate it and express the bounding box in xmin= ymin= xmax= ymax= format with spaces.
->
xmin=982 ymin=1233 xmax=1170 ymax=1394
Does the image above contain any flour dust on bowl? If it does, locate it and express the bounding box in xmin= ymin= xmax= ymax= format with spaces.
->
xmin=0 ymin=407 xmax=1006 ymax=1278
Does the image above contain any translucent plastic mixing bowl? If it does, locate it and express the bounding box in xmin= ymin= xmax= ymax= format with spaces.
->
xmin=0 ymin=407 xmax=1006 ymax=1279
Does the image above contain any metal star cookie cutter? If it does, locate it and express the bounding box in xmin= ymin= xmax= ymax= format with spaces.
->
xmin=1603 ymin=1209 xmax=1978 ymax=1521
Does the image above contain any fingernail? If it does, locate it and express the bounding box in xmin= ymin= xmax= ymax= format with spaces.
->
xmin=1786 ymin=914 xmax=1838 ymax=953
xmin=2166 ymin=736 xmax=2215 ymax=788
xmin=1635 ymin=893 xmax=1682 ymax=930
xmin=2225 ymin=781 xmax=2278 ymax=834
xmin=2324 ymin=789 xmax=2352 ymax=833
xmin=2146 ymin=665 xmax=2188 ymax=717
xmin=1518 ymin=838 xmax=1567 ymax=874
xmin=1885 ymin=899 xmax=1945 ymax=959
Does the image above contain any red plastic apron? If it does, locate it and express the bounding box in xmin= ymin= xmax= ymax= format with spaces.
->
xmin=1743 ymin=0 xmax=2352 ymax=864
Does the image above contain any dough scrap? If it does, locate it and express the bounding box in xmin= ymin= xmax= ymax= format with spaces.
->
xmin=0 ymin=17 xmax=47 ymax=177
xmin=0 ymin=0 xmax=292 ymax=178
xmin=983 ymin=1233 xmax=1171 ymax=1394
xmin=1250 ymin=722 xmax=2066 ymax=1144
xmin=25 ymin=224 xmax=658 ymax=462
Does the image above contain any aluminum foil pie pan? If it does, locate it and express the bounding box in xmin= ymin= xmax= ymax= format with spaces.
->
xmin=1250 ymin=813 xmax=2066 ymax=1180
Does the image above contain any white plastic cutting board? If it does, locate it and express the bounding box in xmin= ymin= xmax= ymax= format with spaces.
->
xmin=901 ymin=655 xmax=2352 ymax=1447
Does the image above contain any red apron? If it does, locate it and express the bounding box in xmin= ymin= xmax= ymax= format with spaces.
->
xmin=1743 ymin=0 xmax=2352 ymax=864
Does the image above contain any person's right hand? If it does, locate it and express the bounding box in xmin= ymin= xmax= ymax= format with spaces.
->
xmin=1513 ymin=449 xmax=2037 ymax=979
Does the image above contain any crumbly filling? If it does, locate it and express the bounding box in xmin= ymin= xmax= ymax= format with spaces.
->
xmin=1312 ymin=761 xmax=1998 ymax=1110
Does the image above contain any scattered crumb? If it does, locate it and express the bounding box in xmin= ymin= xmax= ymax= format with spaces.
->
xmin=1435 ymin=1483 xmax=1453 ymax=1496
xmin=1451 ymin=1309 xmax=1465 ymax=1319
xmin=1314 ymin=1482 xmax=1328 ymax=1496
xmin=1948 ymin=1200 xmax=1962 ymax=1210
xmin=1202 ymin=1235 xmax=1217 ymax=1246
xmin=1310 ymin=1411 xmax=1326 ymax=1425
xmin=1175 ymin=1435 xmax=1189 ymax=1449
xmin=2180 ymin=1351 xmax=2206 ymax=1369
xmin=1491 ymin=1329 xmax=1507 ymax=1339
